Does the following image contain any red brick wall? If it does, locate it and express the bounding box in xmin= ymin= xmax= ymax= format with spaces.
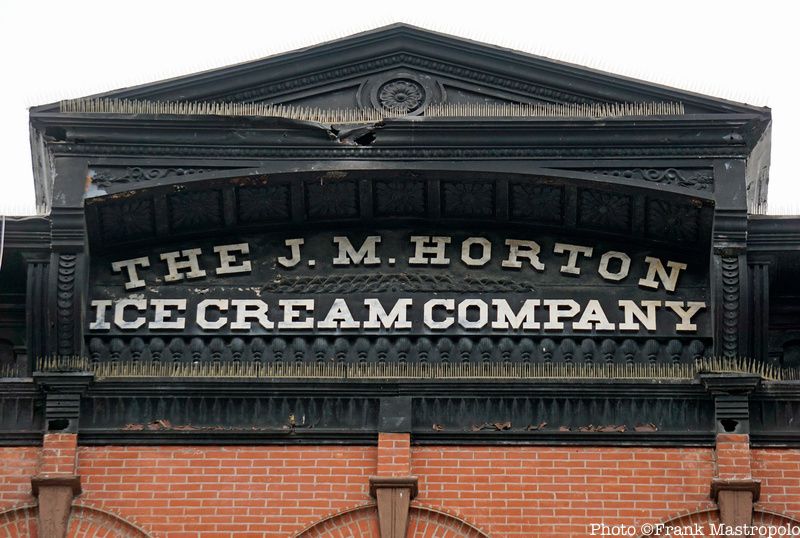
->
xmin=752 ymin=448 xmax=800 ymax=518
xmin=77 ymin=446 xmax=377 ymax=537
xmin=1 ymin=444 xmax=800 ymax=537
xmin=412 ymin=446 xmax=716 ymax=537
xmin=0 ymin=447 xmax=38 ymax=507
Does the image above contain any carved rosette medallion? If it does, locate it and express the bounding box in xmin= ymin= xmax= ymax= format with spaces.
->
xmin=361 ymin=71 xmax=437 ymax=115
xmin=378 ymin=80 xmax=425 ymax=113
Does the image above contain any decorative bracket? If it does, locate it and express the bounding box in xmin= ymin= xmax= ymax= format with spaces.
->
xmin=33 ymin=372 xmax=93 ymax=433
xmin=711 ymin=478 xmax=761 ymax=529
xmin=710 ymin=479 xmax=760 ymax=502
xmin=369 ymin=476 xmax=419 ymax=538
xmin=700 ymin=373 xmax=760 ymax=434
xmin=31 ymin=476 xmax=82 ymax=538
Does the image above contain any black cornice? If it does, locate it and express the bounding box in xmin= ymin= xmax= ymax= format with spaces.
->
xmin=0 ymin=217 xmax=51 ymax=250
xmin=85 ymin=377 xmax=711 ymax=398
xmin=748 ymin=216 xmax=800 ymax=252
xmin=30 ymin=113 xmax=769 ymax=159
xmin=2 ymin=377 xmax=798 ymax=446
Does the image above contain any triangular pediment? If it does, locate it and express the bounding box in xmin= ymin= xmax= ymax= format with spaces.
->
xmin=34 ymin=24 xmax=765 ymax=115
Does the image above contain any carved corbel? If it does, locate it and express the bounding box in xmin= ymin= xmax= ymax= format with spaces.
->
xmin=31 ymin=476 xmax=82 ymax=538
xmin=369 ymin=476 xmax=419 ymax=538
xmin=710 ymin=479 xmax=761 ymax=528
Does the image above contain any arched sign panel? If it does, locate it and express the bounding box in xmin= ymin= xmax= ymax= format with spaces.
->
xmin=83 ymin=166 xmax=713 ymax=365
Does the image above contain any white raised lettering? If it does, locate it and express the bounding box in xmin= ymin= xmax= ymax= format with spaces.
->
xmin=317 ymin=299 xmax=360 ymax=329
xmin=160 ymin=249 xmax=206 ymax=282
xmin=197 ymin=299 xmax=229 ymax=330
xmin=461 ymin=237 xmax=492 ymax=267
xmin=333 ymin=236 xmax=381 ymax=265
xmin=113 ymin=299 xmax=147 ymax=330
xmin=363 ymin=298 xmax=413 ymax=329
xmin=409 ymin=236 xmax=451 ymax=265
xmin=458 ymin=299 xmax=488 ymax=330
xmin=618 ymin=300 xmax=661 ymax=331
xmin=665 ymin=301 xmax=706 ymax=331
xmin=277 ymin=239 xmax=304 ymax=268
xmin=638 ymin=257 xmax=687 ymax=292
xmin=230 ymin=299 xmax=273 ymax=330
xmin=501 ymin=240 xmax=545 ymax=270
xmin=214 ymin=243 xmax=251 ymax=275
xmin=491 ymin=299 xmax=540 ymax=329
xmin=543 ymin=299 xmax=581 ymax=330
xmin=573 ymin=299 xmax=615 ymax=331
xmin=111 ymin=257 xmax=150 ymax=290
xmin=150 ymin=299 xmax=186 ymax=329
xmin=89 ymin=299 xmax=113 ymax=330
xmin=598 ymin=251 xmax=631 ymax=281
xmin=424 ymin=299 xmax=455 ymax=330
xmin=553 ymin=243 xmax=593 ymax=276
xmin=278 ymin=299 xmax=315 ymax=329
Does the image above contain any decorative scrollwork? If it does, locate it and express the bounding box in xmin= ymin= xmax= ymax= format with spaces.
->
xmin=91 ymin=167 xmax=211 ymax=188
xmin=588 ymin=168 xmax=713 ymax=191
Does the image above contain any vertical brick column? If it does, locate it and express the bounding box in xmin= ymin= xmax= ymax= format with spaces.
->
xmin=31 ymin=433 xmax=82 ymax=538
xmin=38 ymin=433 xmax=78 ymax=476
xmin=703 ymin=374 xmax=761 ymax=533
xmin=715 ymin=434 xmax=753 ymax=480
xmin=31 ymin=372 xmax=91 ymax=538
xmin=370 ymin=433 xmax=418 ymax=538
xmin=377 ymin=433 xmax=412 ymax=477
xmin=712 ymin=434 xmax=760 ymax=532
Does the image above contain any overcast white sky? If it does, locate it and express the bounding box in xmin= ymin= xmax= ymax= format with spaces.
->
xmin=1 ymin=1 xmax=797 ymax=215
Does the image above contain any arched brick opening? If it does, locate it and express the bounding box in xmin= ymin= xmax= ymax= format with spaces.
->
xmin=638 ymin=508 xmax=719 ymax=537
xmin=68 ymin=504 xmax=152 ymax=537
xmin=408 ymin=505 xmax=489 ymax=538
xmin=0 ymin=505 xmax=38 ymax=537
xmin=0 ymin=503 xmax=151 ymax=538
xmin=640 ymin=508 xmax=800 ymax=537
xmin=294 ymin=504 xmax=380 ymax=537
xmin=295 ymin=503 xmax=489 ymax=537
xmin=753 ymin=509 xmax=800 ymax=527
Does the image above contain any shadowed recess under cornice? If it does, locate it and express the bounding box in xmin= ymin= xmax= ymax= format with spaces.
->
xmin=25 ymin=356 xmax=796 ymax=382
xmin=59 ymin=98 xmax=685 ymax=124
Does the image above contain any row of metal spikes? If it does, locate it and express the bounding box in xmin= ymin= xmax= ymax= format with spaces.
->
xmin=23 ymin=355 xmax=793 ymax=381
xmin=60 ymin=98 xmax=685 ymax=123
